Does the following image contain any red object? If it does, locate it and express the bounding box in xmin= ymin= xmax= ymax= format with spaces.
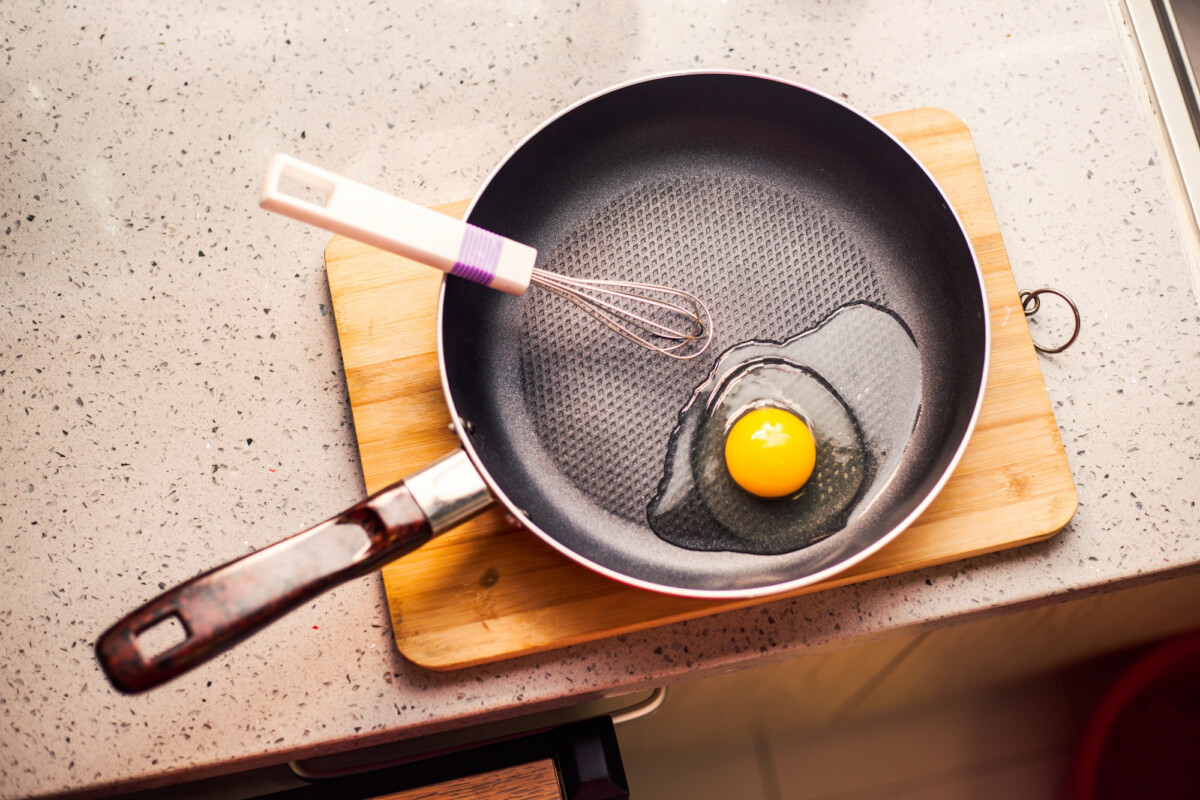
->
xmin=95 ymin=483 xmax=432 ymax=693
xmin=1069 ymin=629 xmax=1200 ymax=800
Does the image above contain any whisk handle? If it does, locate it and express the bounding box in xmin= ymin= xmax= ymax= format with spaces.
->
xmin=260 ymin=154 xmax=536 ymax=295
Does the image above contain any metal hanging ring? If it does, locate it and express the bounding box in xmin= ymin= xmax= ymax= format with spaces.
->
xmin=1019 ymin=288 xmax=1080 ymax=354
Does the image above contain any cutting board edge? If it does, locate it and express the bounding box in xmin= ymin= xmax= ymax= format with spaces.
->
xmin=397 ymin=504 xmax=1077 ymax=672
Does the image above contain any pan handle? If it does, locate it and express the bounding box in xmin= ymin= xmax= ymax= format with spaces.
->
xmin=95 ymin=452 xmax=493 ymax=694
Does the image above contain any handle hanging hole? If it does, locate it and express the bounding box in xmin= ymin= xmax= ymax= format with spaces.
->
xmin=135 ymin=612 xmax=189 ymax=661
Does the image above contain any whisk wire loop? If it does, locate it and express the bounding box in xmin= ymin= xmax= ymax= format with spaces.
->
xmin=530 ymin=268 xmax=714 ymax=360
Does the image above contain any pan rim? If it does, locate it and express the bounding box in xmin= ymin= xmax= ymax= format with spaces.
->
xmin=435 ymin=69 xmax=991 ymax=599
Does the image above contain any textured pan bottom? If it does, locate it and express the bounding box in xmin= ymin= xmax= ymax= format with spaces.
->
xmin=517 ymin=170 xmax=892 ymax=531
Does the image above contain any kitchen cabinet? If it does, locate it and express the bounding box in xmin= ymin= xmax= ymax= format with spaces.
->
xmin=377 ymin=762 xmax=561 ymax=800
xmin=257 ymin=717 xmax=625 ymax=800
xmin=621 ymin=570 xmax=1200 ymax=758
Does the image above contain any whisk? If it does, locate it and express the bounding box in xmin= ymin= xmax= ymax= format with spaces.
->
xmin=261 ymin=154 xmax=713 ymax=360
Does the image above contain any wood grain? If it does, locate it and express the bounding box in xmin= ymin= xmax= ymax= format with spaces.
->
xmin=374 ymin=759 xmax=561 ymax=800
xmin=324 ymin=107 xmax=1078 ymax=671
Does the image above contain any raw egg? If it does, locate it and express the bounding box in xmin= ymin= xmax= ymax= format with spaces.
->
xmin=647 ymin=303 xmax=922 ymax=556
xmin=724 ymin=406 xmax=816 ymax=498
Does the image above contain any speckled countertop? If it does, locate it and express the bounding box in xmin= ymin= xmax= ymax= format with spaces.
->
xmin=3 ymin=0 xmax=1200 ymax=797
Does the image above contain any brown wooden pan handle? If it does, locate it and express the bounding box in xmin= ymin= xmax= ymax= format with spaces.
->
xmin=95 ymin=481 xmax=432 ymax=694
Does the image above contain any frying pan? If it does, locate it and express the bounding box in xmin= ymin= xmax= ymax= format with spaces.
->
xmin=96 ymin=71 xmax=989 ymax=694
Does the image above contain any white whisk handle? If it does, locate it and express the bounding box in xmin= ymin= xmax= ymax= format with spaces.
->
xmin=260 ymin=154 xmax=535 ymax=295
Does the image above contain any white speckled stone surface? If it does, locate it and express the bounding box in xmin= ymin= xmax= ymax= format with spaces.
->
xmin=3 ymin=0 xmax=1199 ymax=797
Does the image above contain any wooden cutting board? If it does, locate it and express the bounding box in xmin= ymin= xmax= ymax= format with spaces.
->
xmin=324 ymin=107 xmax=1078 ymax=671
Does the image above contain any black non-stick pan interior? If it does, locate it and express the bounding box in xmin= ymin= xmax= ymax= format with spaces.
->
xmin=440 ymin=73 xmax=987 ymax=595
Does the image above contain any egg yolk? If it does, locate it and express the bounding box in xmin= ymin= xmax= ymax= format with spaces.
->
xmin=724 ymin=407 xmax=817 ymax=498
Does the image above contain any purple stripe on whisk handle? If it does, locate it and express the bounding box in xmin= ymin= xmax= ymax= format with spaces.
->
xmin=450 ymin=224 xmax=503 ymax=287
